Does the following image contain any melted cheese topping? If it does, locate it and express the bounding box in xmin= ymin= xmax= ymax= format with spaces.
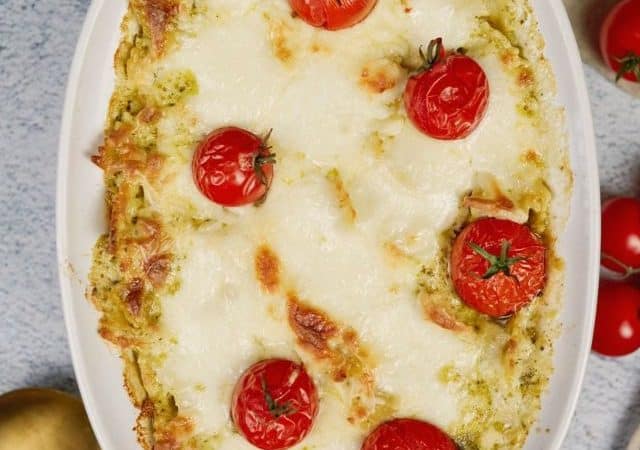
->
xmin=109 ymin=0 xmax=567 ymax=448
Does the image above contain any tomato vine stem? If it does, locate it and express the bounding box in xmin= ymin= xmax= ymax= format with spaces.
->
xmin=601 ymin=252 xmax=640 ymax=279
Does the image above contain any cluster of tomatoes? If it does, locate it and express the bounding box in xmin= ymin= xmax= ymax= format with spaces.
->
xmin=232 ymin=217 xmax=547 ymax=450
xmin=231 ymin=358 xmax=459 ymax=450
xmin=192 ymin=0 xmax=640 ymax=448
xmin=192 ymin=0 xmax=490 ymax=209
xmin=593 ymin=198 xmax=640 ymax=357
xmin=591 ymin=0 xmax=640 ymax=358
xmin=199 ymin=2 xmax=514 ymax=450
xmin=230 ymin=220 xmax=546 ymax=448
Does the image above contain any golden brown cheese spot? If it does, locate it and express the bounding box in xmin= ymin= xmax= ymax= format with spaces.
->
xmin=105 ymin=185 xmax=130 ymax=254
xmin=138 ymin=106 xmax=161 ymax=124
xmin=502 ymin=338 xmax=518 ymax=371
xmin=521 ymin=149 xmax=544 ymax=168
xmin=286 ymin=294 xmax=382 ymax=428
xmin=399 ymin=0 xmax=412 ymax=13
xmin=138 ymin=401 xmax=164 ymax=448
xmin=153 ymin=416 xmax=194 ymax=450
xmin=383 ymin=242 xmax=417 ymax=267
xmin=98 ymin=326 xmax=136 ymax=348
xmin=287 ymin=293 xmax=374 ymax=383
xmin=92 ymin=125 xmax=131 ymax=168
xmin=464 ymin=175 xmax=514 ymax=214
xmin=263 ymin=13 xmax=295 ymax=64
xmin=342 ymin=328 xmax=358 ymax=347
xmin=349 ymin=404 xmax=368 ymax=424
xmin=326 ymin=168 xmax=357 ymax=223
xmin=422 ymin=295 xmax=470 ymax=332
xmin=310 ymin=42 xmax=331 ymax=54
xmin=383 ymin=241 xmax=404 ymax=261
xmin=130 ymin=217 xmax=162 ymax=246
xmin=94 ymin=126 xmax=165 ymax=179
xmin=518 ymin=68 xmax=534 ymax=87
xmin=255 ymin=245 xmax=281 ymax=293
xmin=124 ymin=216 xmax=173 ymax=290
xmin=145 ymin=253 xmax=172 ymax=287
xmin=464 ymin=195 xmax=514 ymax=213
xmin=500 ymin=50 xmax=515 ymax=67
xmin=134 ymin=0 xmax=179 ymax=56
xmin=153 ymin=441 xmax=178 ymax=450
xmin=140 ymin=398 xmax=155 ymax=419
xmin=359 ymin=59 xmax=403 ymax=94
xmin=125 ymin=277 xmax=145 ymax=315
xmin=287 ymin=293 xmax=338 ymax=358
xmin=135 ymin=398 xmax=156 ymax=449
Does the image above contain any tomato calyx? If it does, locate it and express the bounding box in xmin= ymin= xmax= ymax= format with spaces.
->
xmin=469 ymin=240 xmax=524 ymax=279
xmin=615 ymin=52 xmax=640 ymax=82
xmin=261 ymin=376 xmax=296 ymax=418
xmin=254 ymin=153 xmax=276 ymax=186
xmin=255 ymin=129 xmax=276 ymax=185
xmin=252 ymin=129 xmax=277 ymax=206
xmin=417 ymin=38 xmax=445 ymax=72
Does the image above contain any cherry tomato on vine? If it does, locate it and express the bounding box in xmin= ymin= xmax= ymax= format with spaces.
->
xmin=192 ymin=127 xmax=275 ymax=207
xmin=289 ymin=0 xmax=378 ymax=30
xmin=450 ymin=218 xmax=546 ymax=318
xmin=231 ymin=359 xmax=318 ymax=450
xmin=601 ymin=197 xmax=640 ymax=277
xmin=361 ymin=418 xmax=457 ymax=450
xmin=600 ymin=0 xmax=640 ymax=82
xmin=593 ymin=280 xmax=640 ymax=357
xmin=404 ymin=38 xmax=490 ymax=140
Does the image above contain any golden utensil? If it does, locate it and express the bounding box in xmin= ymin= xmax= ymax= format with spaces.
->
xmin=0 ymin=388 xmax=100 ymax=450
xmin=629 ymin=423 xmax=640 ymax=450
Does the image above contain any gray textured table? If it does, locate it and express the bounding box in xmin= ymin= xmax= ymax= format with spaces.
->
xmin=1 ymin=1 xmax=639 ymax=449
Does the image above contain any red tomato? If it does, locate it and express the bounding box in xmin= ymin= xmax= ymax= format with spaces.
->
xmin=601 ymin=197 xmax=640 ymax=277
xmin=592 ymin=280 xmax=640 ymax=357
xmin=192 ymin=127 xmax=275 ymax=207
xmin=404 ymin=38 xmax=489 ymax=140
xmin=361 ymin=418 xmax=457 ymax=450
xmin=600 ymin=0 xmax=640 ymax=82
xmin=231 ymin=359 xmax=318 ymax=450
xmin=450 ymin=218 xmax=546 ymax=318
xmin=289 ymin=0 xmax=378 ymax=30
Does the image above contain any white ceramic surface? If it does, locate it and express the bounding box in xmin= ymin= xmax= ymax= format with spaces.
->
xmin=56 ymin=1 xmax=601 ymax=449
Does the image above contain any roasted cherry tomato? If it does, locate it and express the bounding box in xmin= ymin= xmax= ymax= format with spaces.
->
xmin=289 ymin=0 xmax=378 ymax=30
xmin=450 ymin=218 xmax=546 ymax=318
xmin=192 ymin=127 xmax=275 ymax=207
xmin=361 ymin=418 xmax=457 ymax=450
xmin=404 ymin=38 xmax=490 ymax=140
xmin=600 ymin=0 xmax=640 ymax=82
xmin=601 ymin=197 xmax=640 ymax=277
xmin=231 ymin=359 xmax=318 ymax=450
xmin=593 ymin=280 xmax=640 ymax=357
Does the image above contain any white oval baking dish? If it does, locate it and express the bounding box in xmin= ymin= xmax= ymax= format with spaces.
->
xmin=57 ymin=1 xmax=600 ymax=448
